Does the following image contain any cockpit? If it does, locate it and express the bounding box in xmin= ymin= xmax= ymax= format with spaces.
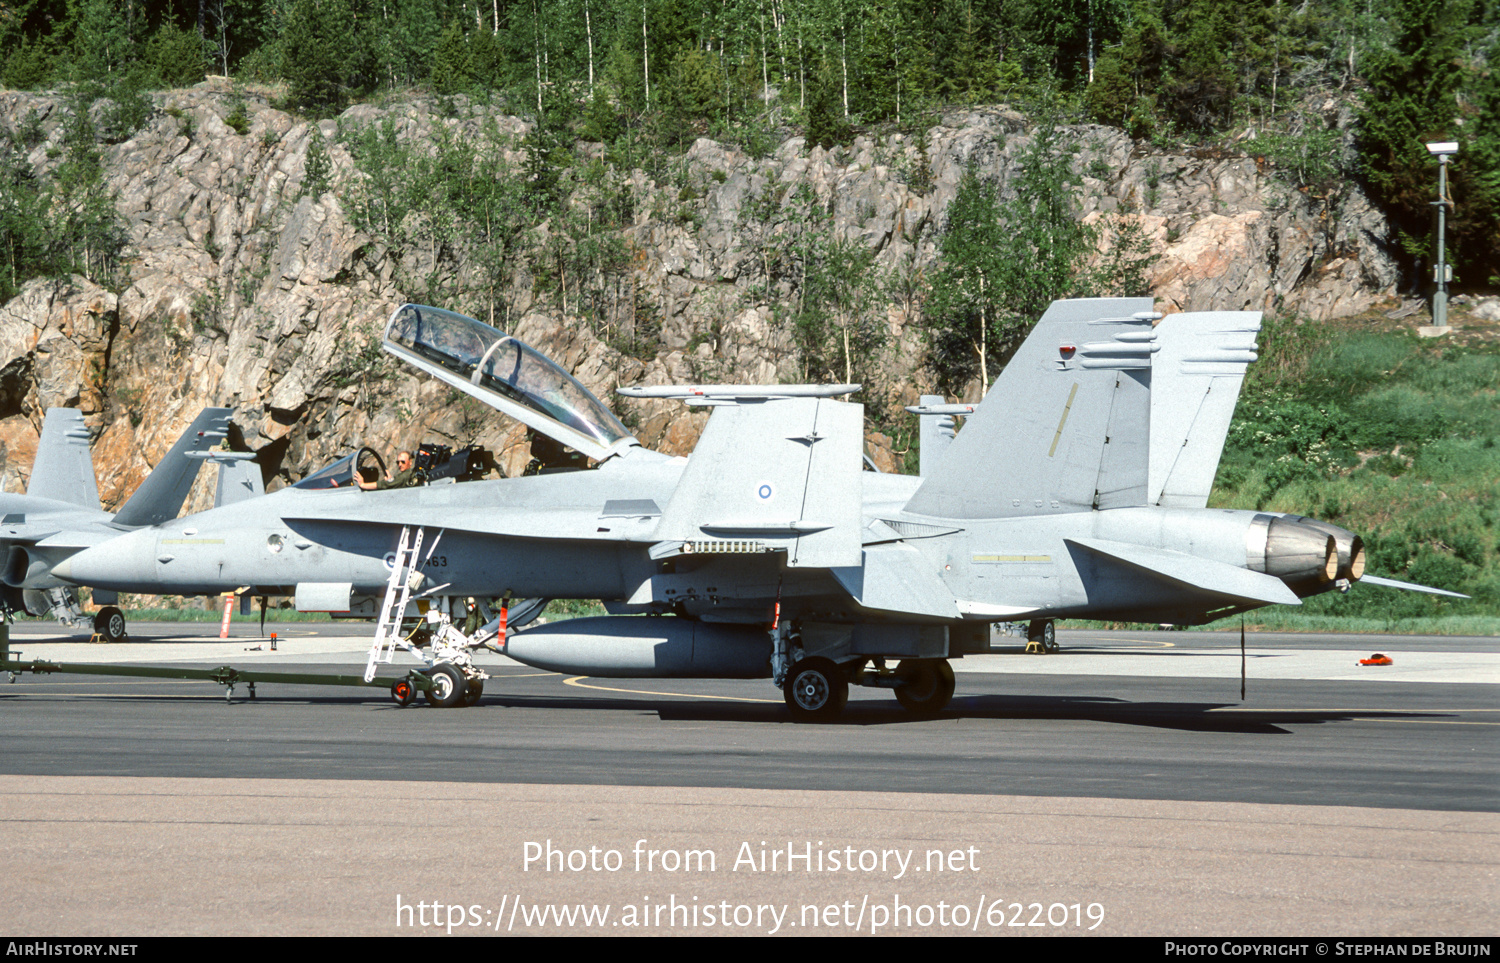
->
xmin=291 ymin=451 xmax=361 ymax=490
xmin=383 ymin=304 xmax=637 ymax=461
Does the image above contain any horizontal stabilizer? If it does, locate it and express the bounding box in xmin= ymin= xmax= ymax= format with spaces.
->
xmin=1067 ymin=536 xmax=1300 ymax=607
xmin=29 ymin=408 xmax=99 ymax=511
xmin=832 ymin=543 xmax=959 ymax=619
xmin=112 ymin=409 xmax=234 ymax=527
xmin=1360 ymin=574 xmax=1470 ymax=599
xmin=904 ymin=298 xmax=1157 ymax=519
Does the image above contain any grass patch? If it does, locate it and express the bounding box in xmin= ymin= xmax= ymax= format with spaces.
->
xmin=1212 ymin=313 xmax=1500 ymax=622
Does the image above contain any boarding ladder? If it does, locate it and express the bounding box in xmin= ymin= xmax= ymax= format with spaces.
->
xmin=364 ymin=526 xmax=425 ymax=682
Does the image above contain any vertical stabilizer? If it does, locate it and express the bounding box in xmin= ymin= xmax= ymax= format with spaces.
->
xmin=1148 ymin=311 xmax=1261 ymax=508
xmin=917 ymin=395 xmax=957 ymax=477
xmin=211 ymin=452 xmax=265 ymax=508
xmin=902 ymin=298 xmax=1156 ymax=519
xmin=111 ymin=409 xmax=234 ymax=527
xmin=28 ymin=408 xmax=99 ymax=510
xmin=655 ymin=397 xmax=863 ymax=568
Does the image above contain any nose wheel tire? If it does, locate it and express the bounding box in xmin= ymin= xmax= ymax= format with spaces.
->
xmin=458 ymin=679 xmax=484 ymax=707
xmin=783 ymin=657 xmax=848 ymax=721
xmin=423 ymin=663 xmax=468 ymax=708
xmin=93 ymin=606 xmax=126 ymax=643
xmin=893 ymin=659 xmax=955 ymax=715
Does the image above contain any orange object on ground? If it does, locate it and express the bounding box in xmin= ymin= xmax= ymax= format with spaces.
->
xmin=1359 ymin=653 xmax=1393 ymax=666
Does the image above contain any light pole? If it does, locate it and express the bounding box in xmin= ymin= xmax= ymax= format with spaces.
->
xmin=1426 ymin=141 xmax=1458 ymax=330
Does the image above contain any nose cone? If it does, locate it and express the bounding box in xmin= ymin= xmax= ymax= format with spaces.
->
xmin=53 ymin=528 xmax=160 ymax=591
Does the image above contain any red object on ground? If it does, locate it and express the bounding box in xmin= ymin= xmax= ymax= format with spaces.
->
xmin=1359 ymin=654 xmax=1393 ymax=666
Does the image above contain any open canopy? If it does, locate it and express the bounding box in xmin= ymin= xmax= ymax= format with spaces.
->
xmin=382 ymin=304 xmax=636 ymax=461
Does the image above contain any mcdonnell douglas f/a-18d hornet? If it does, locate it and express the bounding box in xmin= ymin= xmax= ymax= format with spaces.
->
xmin=53 ymin=300 xmax=1462 ymax=717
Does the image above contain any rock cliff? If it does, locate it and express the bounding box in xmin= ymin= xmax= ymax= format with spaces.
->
xmin=0 ymin=85 xmax=1399 ymax=507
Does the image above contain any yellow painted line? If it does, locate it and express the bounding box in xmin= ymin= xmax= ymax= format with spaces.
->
xmin=1207 ymin=706 xmax=1500 ymax=714
xmin=562 ymin=676 xmax=780 ymax=704
xmin=1366 ymin=718 xmax=1500 ymax=726
xmin=1048 ymin=382 xmax=1079 ymax=457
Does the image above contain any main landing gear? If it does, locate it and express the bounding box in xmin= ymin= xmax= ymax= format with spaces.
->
xmin=1026 ymin=618 xmax=1059 ymax=654
xmin=779 ymin=656 xmax=958 ymax=722
xmin=774 ymin=626 xmax=961 ymax=722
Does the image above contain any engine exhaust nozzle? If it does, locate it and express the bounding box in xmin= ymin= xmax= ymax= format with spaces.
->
xmin=1247 ymin=515 xmax=1339 ymax=597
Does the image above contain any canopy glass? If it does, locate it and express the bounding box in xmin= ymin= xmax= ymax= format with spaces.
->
xmin=383 ymin=304 xmax=632 ymax=454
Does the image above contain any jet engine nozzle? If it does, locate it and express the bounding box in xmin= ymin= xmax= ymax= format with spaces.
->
xmin=1247 ymin=515 xmax=1338 ymax=597
xmin=1276 ymin=515 xmax=1365 ymax=582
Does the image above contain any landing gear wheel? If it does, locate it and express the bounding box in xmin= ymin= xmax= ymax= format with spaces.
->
xmin=94 ymin=606 xmax=126 ymax=643
xmin=893 ymin=659 xmax=955 ymax=715
xmin=1028 ymin=619 xmax=1058 ymax=653
xmin=423 ymin=663 xmax=468 ymax=708
xmin=458 ymin=679 xmax=484 ymax=707
xmin=390 ymin=679 xmax=416 ymax=707
xmin=783 ymin=657 xmax=848 ymax=721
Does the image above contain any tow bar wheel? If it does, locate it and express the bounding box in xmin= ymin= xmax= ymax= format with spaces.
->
xmin=423 ymin=663 xmax=468 ymax=708
xmin=390 ymin=679 xmax=416 ymax=706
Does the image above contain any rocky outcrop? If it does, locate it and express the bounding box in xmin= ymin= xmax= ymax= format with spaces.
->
xmin=0 ymin=87 xmax=1399 ymax=507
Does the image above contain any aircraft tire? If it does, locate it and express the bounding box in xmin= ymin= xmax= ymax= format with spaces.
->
xmin=893 ymin=659 xmax=955 ymax=715
xmin=423 ymin=663 xmax=468 ymax=708
xmin=458 ymin=679 xmax=484 ymax=707
xmin=783 ymin=658 xmax=848 ymax=722
xmin=1029 ymin=619 xmax=1059 ymax=653
xmin=94 ymin=606 xmax=126 ymax=644
xmin=390 ymin=680 xmax=416 ymax=707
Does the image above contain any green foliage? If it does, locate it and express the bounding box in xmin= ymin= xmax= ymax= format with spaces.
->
xmin=0 ymin=96 xmax=128 ymax=302
xmin=224 ymin=96 xmax=250 ymax=135
xmin=1357 ymin=0 xmax=1474 ymax=259
xmin=302 ymin=126 xmax=331 ymax=197
xmin=924 ymin=119 xmax=1152 ymax=393
xmin=344 ymin=118 xmax=538 ymax=318
xmin=143 ymin=21 xmax=207 ymax=88
xmin=1252 ymin=125 xmax=1346 ymax=190
xmin=3 ymin=37 xmax=56 ymax=89
xmin=279 ymin=0 xmax=356 ymax=114
xmin=1215 ymin=318 xmax=1500 ymax=617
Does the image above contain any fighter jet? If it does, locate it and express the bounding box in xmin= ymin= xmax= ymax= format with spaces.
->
xmin=52 ymin=301 xmax=1463 ymax=716
xmin=2 ymin=406 xmax=238 ymax=640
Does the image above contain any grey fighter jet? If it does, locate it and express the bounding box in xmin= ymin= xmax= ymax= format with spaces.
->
xmin=2 ymin=406 xmax=238 ymax=640
xmin=54 ymin=302 xmax=1462 ymax=716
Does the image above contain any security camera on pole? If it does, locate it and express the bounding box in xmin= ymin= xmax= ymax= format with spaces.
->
xmin=1426 ymin=141 xmax=1458 ymax=332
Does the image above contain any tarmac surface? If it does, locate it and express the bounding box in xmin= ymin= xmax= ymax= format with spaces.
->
xmin=2 ymin=621 xmax=1496 ymax=936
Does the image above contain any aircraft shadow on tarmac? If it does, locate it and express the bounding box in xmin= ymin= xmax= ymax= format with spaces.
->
xmin=413 ymin=690 xmax=1449 ymax=734
xmin=4 ymin=684 xmax=1454 ymax=735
